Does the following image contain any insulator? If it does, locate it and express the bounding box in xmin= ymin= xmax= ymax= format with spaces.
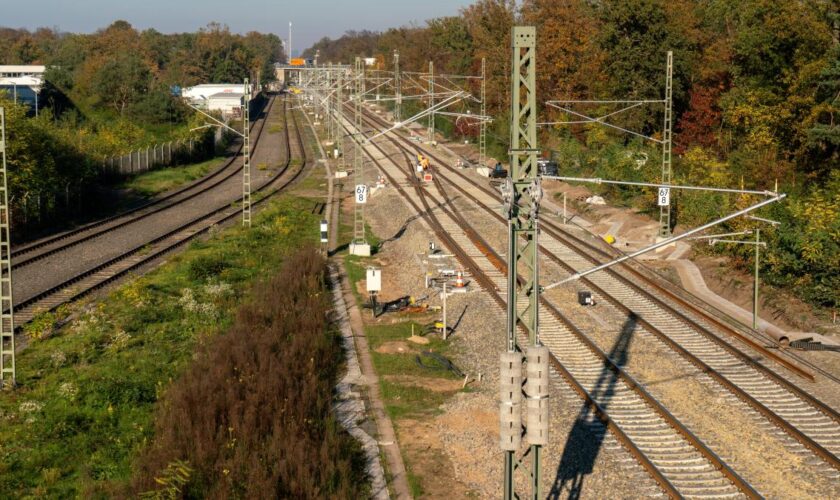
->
xmin=499 ymin=351 xmax=522 ymax=451
xmin=526 ymin=345 xmax=550 ymax=446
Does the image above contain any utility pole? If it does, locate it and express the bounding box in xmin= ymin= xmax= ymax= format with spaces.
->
xmin=708 ymin=231 xmax=766 ymax=330
xmin=242 ymin=78 xmax=252 ymax=227
xmin=0 ymin=107 xmax=15 ymax=387
xmin=335 ymin=69 xmax=345 ymax=172
xmin=659 ymin=51 xmax=674 ymax=238
xmin=697 ymin=215 xmax=779 ymax=332
xmin=288 ymin=22 xmax=293 ymax=63
xmin=480 ymin=57 xmax=487 ymax=168
xmin=428 ymin=60 xmax=434 ymax=144
xmin=753 ymin=228 xmax=760 ymax=329
xmin=500 ymin=26 xmax=548 ymax=500
xmin=350 ymin=57 xmax=370 ymax=256
xmin=442 ymin=281 xmax=448 ymax=341
xmin=184 ymin=78 xmax=252 ymax=227
xmin=394 ymin=50 xmax=401 ymax=124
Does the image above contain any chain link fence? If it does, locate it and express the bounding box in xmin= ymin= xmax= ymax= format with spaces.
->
xmin=99 ymin=138 xmax=211 ymax=179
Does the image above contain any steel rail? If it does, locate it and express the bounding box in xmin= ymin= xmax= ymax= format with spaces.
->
xmin=337 ymin=107 xmax=758 ymax=499
xmin=361 ymin=108 xmax=817 ymax=382
xmin=427 ymin=180 xmax=757 ymax=499
xmin=13 ymin=95 xmax=309 ymax=327
xmin=358 ymin=106 xmax=840 ymax=468
xmin=12 ymin=97 xmax=275 ymax=263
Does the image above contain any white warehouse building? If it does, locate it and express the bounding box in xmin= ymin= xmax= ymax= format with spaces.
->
xmin=181 ymin=83 xmax=252 ymax=103
xmin=181 ymin=83 xmax=253 ymax=118
xmin=0 ymin=66 xmax=46 ymax=111
xmin=0 ymin=65 xmax=46 ymax=78
xmin=207 ymin=92 xmax=245 ymax=117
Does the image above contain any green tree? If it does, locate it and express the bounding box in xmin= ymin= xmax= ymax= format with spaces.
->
xmin=596 ymin=0 xmax=698 ymax=132
xmin=92 ymin=53 xmax=152 ymax=115
xmin=428 ymin=16 xmax=473 ymax=75
xmin=798 ymin=47 xmax=840 ymax=179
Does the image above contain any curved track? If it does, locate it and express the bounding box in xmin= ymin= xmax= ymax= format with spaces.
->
xmin=13 ymin=95 xmax=310 ymax=328
xmin=394 ymin=123 xmax=840 ymax=469
xmin=333 ymin=101 xmax=840 ymax=495
xmin=336 ymin=110 xmax=755 ymax=498
xmin=12 ymin=97 xmax=276 ymax=268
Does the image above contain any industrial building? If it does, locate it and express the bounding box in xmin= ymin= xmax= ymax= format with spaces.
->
xmin=181 ymin=83 xmax=252 ymax=103
xmin=0 ymin=65 xmax=45 ymax=111
xmin=206 ymin=92 xmax=245 ymax=117
xmin=180 ymin=83 xmax=253 ymax=118
xmin=0 ymin=65 xmax=46 ymax=78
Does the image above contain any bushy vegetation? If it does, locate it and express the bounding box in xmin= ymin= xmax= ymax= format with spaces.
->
xmin=1 ymin=21 xmax=282 ymax=119
xmin=0 ymin=21 xmax=283 ymax=232
xmin=118 ymin=156 xmax=224 ymax=197
xmin=131 ymin=248 xmax=367 ymax=498
xmin=306 ymin=0 xmax=840 ymax=310
xmin=0 ymin=196 xmax=339 ymax=497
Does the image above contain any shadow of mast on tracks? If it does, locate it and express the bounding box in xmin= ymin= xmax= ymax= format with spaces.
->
xmin=549 ymin=312 xmax=638 ymax=499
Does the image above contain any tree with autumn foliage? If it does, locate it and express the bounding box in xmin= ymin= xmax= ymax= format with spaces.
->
xmin=301 ymin=0 xmax=840 ymax=309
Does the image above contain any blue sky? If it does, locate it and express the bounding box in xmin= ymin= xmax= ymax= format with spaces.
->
xmin=2 ymin=0 xmax=475 ymax=55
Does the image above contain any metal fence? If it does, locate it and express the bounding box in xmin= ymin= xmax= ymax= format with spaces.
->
xmin=100 ymin=139 xmax=205 ymax=177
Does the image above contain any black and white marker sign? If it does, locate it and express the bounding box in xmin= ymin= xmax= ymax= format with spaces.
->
xmin=658 ymin=187 xmax=670 ymax=207
xmin=355 ymin=184 xmax=368 ymax=204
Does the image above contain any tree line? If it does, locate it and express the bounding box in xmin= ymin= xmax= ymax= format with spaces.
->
xmin=0 ymin=21 xmax=284 ymax=235
xmin=304 ymin=0 xmax=840 ymax=311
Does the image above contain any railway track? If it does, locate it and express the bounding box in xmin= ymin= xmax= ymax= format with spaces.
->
xmin=13 ymin=95 xmax=310 ymax=328
xmin=11 ymin=96 xmax=276 ymax=268
xmin=335 ymin=109 xmax=755 ymax=497
xmin=359 ymin=109 xmax=840 ymax=460
xmin=332 ymin=101 xmax=840 ymax=495
xmin=397 ymin=132 xmax=840 ymax=472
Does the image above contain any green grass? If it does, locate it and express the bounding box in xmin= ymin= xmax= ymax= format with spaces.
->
xmin=379 ymin=380 xmax=449 ymax=420
xmin=119 ymin=157 xmax=225 ymax=197
xmin=0 ymin=196 xmax=321 ymax=497
xmin=294 ymin=161 xmax=328 ymax=193
xmin=406 ymin=466 xmax=424 ymax=497
xmin=365 ymin=321 xmax=461 ymax=422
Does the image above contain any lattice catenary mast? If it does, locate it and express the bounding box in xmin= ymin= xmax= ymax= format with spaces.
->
xmin=428 ymin=60 xmax=434 ymax=143
xmin=242 ymin=78 xmax=252 ymax=227
xmin=0 ymin=107 xmax=15 ymax=387
xmin=335 ymin=68 xmax=346 ymax=172
xmin=394 ymin=50 xmax=401 ymax=124
xmin=350 ymin=57 xmax=369 ymax=255
xmin=500 ymin=26 xmax=549 ymax=500
xmin=659 ymin=51 xmax=674 ymax=238
xmin=480 ymin=57 xmax=487 ymax=168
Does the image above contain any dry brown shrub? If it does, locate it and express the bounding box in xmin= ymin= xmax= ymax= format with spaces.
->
xmin=131 ymin=248 xmax=367 ymax=498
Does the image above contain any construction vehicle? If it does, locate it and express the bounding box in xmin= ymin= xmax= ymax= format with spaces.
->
xmin=537 ymin=159 xmax=559 ymax=177
xmin=489 ymin=162 xmax=508 ymax=179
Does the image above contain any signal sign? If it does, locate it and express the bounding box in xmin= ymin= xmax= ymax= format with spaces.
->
xmin=658 ymin=187 xmax=670 ymax=207
xmin=355 ymin=184 xmax=368 ymax=204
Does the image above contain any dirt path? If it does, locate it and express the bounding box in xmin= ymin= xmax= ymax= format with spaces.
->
xmin=335 ymin=256 xmax=412 ymax=499
xmin=329 ymin=263 xmax=390 ymax=499
xmin=301 ymin=106 xmax=409 ymax=498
